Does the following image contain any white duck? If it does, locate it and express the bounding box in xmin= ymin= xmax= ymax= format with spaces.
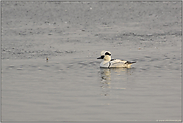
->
xmin=97 ymin=51 xmax=136 ymax=68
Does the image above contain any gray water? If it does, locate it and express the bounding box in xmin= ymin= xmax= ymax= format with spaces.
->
xmin=2 ymin=1 xmax=181 ymax=121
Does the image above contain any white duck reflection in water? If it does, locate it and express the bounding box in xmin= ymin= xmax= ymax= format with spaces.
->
xmin=100 ymin=68 xmax=111 ymax=96
xmin=99 ymin=67 xmax=135 ymax=97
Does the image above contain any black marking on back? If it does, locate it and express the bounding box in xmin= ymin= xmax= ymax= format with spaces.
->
xmin=125 ymin=61 xmax=136 ymax=64
xmin=108 ymin=62 xmax=111 ymax=68
xmin=105 ymin=52 xmax=111 ymax=56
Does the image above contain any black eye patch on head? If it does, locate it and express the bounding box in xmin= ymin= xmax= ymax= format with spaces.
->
xmin=101 ymin=55 xmax=104 ymax=59
xmin=105 ymin=52 xmax=111 ymax=56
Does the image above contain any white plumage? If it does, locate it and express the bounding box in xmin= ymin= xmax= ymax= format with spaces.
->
xmin=97 ymin=50 xmax=136 ymax=68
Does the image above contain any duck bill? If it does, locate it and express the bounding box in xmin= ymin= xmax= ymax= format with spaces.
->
xmin=97 ymin=56 xmax=102 ymax=59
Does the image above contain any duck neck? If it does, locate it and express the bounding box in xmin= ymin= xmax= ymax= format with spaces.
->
xmin=104 ymin=55 xmax=111 ymax=61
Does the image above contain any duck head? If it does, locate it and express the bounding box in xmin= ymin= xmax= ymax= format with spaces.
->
xmin=97 ymin=51 xmax=112 ymax=61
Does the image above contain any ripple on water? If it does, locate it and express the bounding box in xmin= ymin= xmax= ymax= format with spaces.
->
xmin=44 ymin=65 xmax=50 ymax=67
xmin=16 ymin=68 xmax=23 ymax=70
xmin=144 ymin=56 xmax=151 ymax=58
xmin=149 ymin=58 xmax=160 ymax=62
xmin=154 ymin=66 xmax=162 ymax=69
xmin=6 ymin=65 xmax=15 ymax=69
xmin=73 ymin=61 xmax=99 ymax=69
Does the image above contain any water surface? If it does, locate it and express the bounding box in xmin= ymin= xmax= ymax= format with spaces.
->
xmin=2 ymin=1 xmax=181 ymax=121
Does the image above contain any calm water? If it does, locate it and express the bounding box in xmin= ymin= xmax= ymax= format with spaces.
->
xmin=2 ymin=43 xmax=181 ymax=121
xmin=2 ymin=1 xmax=181 ymax=121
